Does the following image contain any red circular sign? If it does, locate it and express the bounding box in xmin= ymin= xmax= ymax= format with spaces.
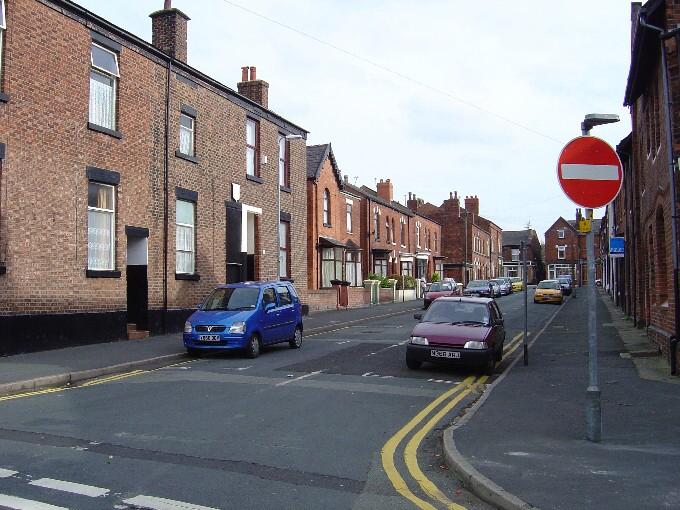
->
xmin=557 ymin=136 xmax=623 ymax=208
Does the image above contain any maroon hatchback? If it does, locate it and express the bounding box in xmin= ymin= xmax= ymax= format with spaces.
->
xmin=406 ymin=297 xmax=505 ymax=374
xmin=423 ymin=281 xmax=458 ymax=309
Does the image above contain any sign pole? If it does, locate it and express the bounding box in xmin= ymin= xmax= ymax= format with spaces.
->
xmin=585 ymin=208 xmax=601 ymax=441
xmin=522 ymin=240 xmax=528 ymax=365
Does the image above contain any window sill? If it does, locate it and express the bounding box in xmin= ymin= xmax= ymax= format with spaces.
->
xmin=323 ymin=223 xmax=332 ymax=228
xmin=280 ymin=185 xmax=292 ymax=193
xmin=86 ymin=269 xmax=121 ymax=278
xmin=175 ymin=150 xmax=199 ymax=164
xmin=88 ymin=123 xmax=123 ymax=139
xmin=0 ymin=92 xmax=8 ymax=103
xmin=176 ymin=273 xmax=200 ymax=281
xmin=246 ymin=174 xmax=263 ymax=184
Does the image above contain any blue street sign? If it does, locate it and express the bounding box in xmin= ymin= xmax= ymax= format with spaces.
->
xmin=610 ymin=236 xmax=624 ymax=258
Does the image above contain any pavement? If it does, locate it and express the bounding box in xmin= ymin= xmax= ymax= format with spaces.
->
xmin=0 ymin=299 xmax=421 ymax=396
xmin=444 ymin=287 xmax=680 ymax=510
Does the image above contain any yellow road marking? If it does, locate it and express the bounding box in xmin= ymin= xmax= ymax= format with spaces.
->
xmin=79 ymin=370 xmax=145 ymax=387
xmin=0 ymin=387 xmax=66 ymax=402
xmin=381 ymin=376 xmax=476 ymax=510
xmin=404 ymin=377 xmax=488 ymax=510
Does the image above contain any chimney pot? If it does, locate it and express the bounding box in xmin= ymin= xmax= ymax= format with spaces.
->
xmin=241 ymin=66 xmax=249 ymax=82
xmin=250 ymin=66 xmax=257 ymax=80
xmin=344 ymin=175 xmax=349 ymax=183
xmin=449 ymin=192 xmax=453 ymax=199
xmin=164 ymin=0 xmax=171 ymax=9
xmin=238 ymin=66 xmax=269 ymax=108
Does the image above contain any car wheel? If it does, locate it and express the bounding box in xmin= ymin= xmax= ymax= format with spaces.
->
xmin=186 ymin=347 xmax=201 ymax=357
xmin=495 ymin=343 xmax=503 ymax=362
xmin=484 ymin=353 xmax=497 ymax=375
xmin=289 ymin=327 xmax=303 ymax=349
xmin=245 ymin=334 xmax=261 ymax=359
xmin=406 ymin=356 xmax=422 ymax=370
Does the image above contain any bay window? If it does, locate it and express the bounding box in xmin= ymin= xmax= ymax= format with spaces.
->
xmin=321 ymin=247 xmax=343 ymax=288
xmin=401 ymin=260 xmax=413 ymax=277
xmin=345 ymin=251 xmax=362 ymax=286
xmin=89 ymin=42 xmax=119 ymax=131
xmin=176 ymin=200 xmax=195 ymax=274
xmin=374 ymin=257 xmax=388 ymax=277
xmin=87 ymin=182 xmax=116 ymax=270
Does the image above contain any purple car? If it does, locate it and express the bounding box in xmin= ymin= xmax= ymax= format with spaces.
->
xmin=406 ymin=297 xmax=506 ymax=374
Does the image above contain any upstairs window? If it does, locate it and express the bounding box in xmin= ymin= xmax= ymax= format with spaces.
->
xmin=278 ymin=136 xmax=290 ymax=188
xmin=87 ymin=182 xmax=116 ymax=270
xmin=89 ymin=43 xmax=119 ymax=131
xmin=385 ymin=218 xmax=391 ymax=244
xmin=416 ymin=222 xmax=421 ymax=248
xmin=246 ymin=118 xmax=260 ymax=177
xmin=511 ymin=249 xmax=519 ymax=262
xmin=374 ymin=209 xmax=380 ymax=240
xmin=434 ymin=232 xmax=438 ymax=252
xmin=557 ymin=229 xmax=565 ymax=239
xmin=179 ymin=113 xmax=195 ymax=157
xmin=0 ymin=0 xmax=5 ymax=92
xmin=176 ymin=200 xmax=196 ymax=274
xmin=400 ymin=218 xmax=406 ymax=246
xmin=279 ymin=221 xmax=290 ymax=278
xmin=391 ymin=218 xmax=396 ymax=244
xmin=346 ymin=202 xmax=352 ymax=232
xmin=323 ymin=189 xmax=331 ymax=226
xmin=557 ymin=246 xmax=566 ymax=260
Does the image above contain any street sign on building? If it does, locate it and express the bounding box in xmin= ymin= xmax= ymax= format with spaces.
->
xmin=557 ymin=136 xmax=623 ymax=208
xmin=610 ymin=236 xmax=624 ymax=258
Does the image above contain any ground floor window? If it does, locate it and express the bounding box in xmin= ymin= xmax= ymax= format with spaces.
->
xmin=506 ymin=266 xmax=518 ymax=278
xmin=345 ymin=251 xmax=362 ymax=286
xmin=548 ymin=264 xmax=574 ymax=280
xmin=321 ymin=247 xmax=344 ymax=287
xmin=435 ymin=261 xmax=444 ymax=280
xmin=416 ymin=259 xmax=427 ymax=279
xmin=401 ymin=260 xmax=413 ymax=277
xmin=374 ymin=257 xmax=388 ymax=277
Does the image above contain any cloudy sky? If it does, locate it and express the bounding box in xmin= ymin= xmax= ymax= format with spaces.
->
xmin=78 ymin=0 xmax=633 ymax=240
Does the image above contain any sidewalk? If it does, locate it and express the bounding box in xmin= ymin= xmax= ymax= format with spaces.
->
xmin=445 ymin=288 xmax=680 ymax=510
xmin=0 ymin=299 xmax=420 ymax=396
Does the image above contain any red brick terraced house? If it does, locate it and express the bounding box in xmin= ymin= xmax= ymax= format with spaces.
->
xmin=501 ymin=230 xmax=544 ymax=284
xmin=544 ymin=214 xmax=602 ymax=285
xmin=411 ymin=192 xmax=501 ymax=284
xmin=0 ymin=0 xmax=308 ymax=354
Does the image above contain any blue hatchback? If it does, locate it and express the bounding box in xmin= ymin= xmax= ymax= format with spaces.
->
xmin=183 ymin=281 xmax=304 ymax=358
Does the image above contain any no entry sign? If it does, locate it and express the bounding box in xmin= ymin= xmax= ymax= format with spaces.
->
xmin=557 ymin=136 xmax=623 ymax=209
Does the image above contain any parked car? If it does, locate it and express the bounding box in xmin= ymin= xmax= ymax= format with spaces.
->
xmin=423 ymin=281 xmax=458 ymax=309
xmin=406 ymin=297 xmax=506 ymax=374
xmin=500 ymin=277 xmax=514 ymax=293
xmin=491 ymin=278 xmax=511 ymax=296
xmin=510 ymin=277 xmax=524 ymax=292
xmin=557 ymin=276 xmax=572 ymax=296
xmin=183 ymin=281 xmax=303 ymax=358
xmin=464 ymin=279 xmax=500 ymax=298
xmin=533 ymin=279 xmax=563 ymax=304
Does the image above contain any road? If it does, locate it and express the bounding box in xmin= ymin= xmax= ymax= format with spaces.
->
xmin=0 ymin=290 xmax=561 ymax=510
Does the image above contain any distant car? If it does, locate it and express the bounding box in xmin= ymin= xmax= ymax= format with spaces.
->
xmin=183 ymin=281 xmax=304 ymax=358
xmin=533 ymin=280 xmax=563 ymax=305
xmin=423 ymin=281 xmax=458 ymax=309
xmin=557 ymin=276 xmax=572 ymax=296
xmin=491 ymin=278 xmax=511 ymax=296
xmin=500 ymin=277 xmax=514 ymax=293
xmin=464 ymin=279 xmax=493 ymax=298
xmin=510 ymin=277 xmax=524 ymax=292
xmin=406 ymin=297 xmax=506 ymax=374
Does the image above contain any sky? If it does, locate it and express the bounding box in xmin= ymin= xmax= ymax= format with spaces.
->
xmin=77 ymin=0 xmax=634 ymax=241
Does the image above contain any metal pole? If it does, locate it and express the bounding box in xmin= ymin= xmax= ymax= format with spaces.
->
xmin=522 ymin=240 xmax=528 ymax=365
xmin=585 ymin=207 xmax=601 ymax=441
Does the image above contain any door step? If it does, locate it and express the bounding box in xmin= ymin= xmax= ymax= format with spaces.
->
xmin=127 ymin=323 xmax=149 ymax=340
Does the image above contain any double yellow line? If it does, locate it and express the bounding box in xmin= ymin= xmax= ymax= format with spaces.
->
xmin=382 ymin=330 xmax=526 ymax=509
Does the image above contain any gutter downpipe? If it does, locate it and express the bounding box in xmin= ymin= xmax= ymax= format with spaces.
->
xmin=162 ymin=59 xmax=172 ymax=334
xmin=639 ymin=15 xmax=680 ymax=374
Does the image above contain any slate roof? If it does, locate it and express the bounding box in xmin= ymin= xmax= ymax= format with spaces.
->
xmin=306 ymin=144 xmax=343 ymax=189
xmin=359 ymin=186 xmax=415 ymax=217
xmin=502 ymin=230 xmax=533 ymax=247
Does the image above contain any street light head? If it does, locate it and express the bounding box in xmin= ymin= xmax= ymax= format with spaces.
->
xmin=581 ymin=114 xmax=620 ymax=135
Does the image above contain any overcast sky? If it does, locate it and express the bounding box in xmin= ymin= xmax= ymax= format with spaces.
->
xmin=77 ymin=0 xmax=634 ymax=240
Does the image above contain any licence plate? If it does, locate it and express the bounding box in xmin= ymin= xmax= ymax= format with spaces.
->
xmin=431 ymin=349 xmax=460 ymax=359
xmin=199 ymin=334 xmax=221 ymax=342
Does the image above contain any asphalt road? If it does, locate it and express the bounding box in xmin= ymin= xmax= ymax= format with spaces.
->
xmin=0 ymin=290 xmax=561 ymax=510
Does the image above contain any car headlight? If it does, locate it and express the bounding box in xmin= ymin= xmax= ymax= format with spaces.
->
xmin=410 ymin=336 xmax=429 ymax=346
xmin=229 ymin=321 xmax=246 ymax=334
xmin=464 ymin=340 xmax=487 ymax=350
xmin=183 ymin=321 xmax=192 ymax=334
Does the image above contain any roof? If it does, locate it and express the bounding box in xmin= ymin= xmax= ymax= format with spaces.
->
xmin=55 ymin=0 xmax=307 ymax=136
xmin=306 ymin=144 xmax=343 ymax=189
xmin=545 ymin=216 xmax=578 ymax=234
xmin=502 ymin=230 xmax=532 ymax=247
xmin=358 ymin=185 xmax=415 ymax=217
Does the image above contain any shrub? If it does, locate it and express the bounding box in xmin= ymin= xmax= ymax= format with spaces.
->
xmin=431 ymin=272 xmax=441 ymax=282
xmin=388 ymin=274 xmax=416 ymax=290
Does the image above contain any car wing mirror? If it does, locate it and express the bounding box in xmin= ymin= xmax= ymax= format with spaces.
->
xmin=265 ymin=303 xmax=276 ymax=312
xmin=414 ymin=313 xmax=423 ymax=321
xmin=196 ymin=303 xmax=203 ymax=310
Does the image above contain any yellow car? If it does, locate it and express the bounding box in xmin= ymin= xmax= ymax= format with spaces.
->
xmin=534 ymin=280 xmax=563 ymax=304
xmin=510 ymin=277 xmax=524 ymax=292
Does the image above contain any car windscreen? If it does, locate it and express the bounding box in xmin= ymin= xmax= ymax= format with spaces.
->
xmin=202 ymin=287 xmax=260 ymax=311
xmin=467 ymin=280 xmax=488 ymax=288
xmin=429 ymin=283 xmax=442 ymax=292
xmin=491 ymin=279 xmax=504 ymax=285
xmin=557 ymin=278 xmax=570 ymax=284
xmin=537 ymin=281 xmax=559 ymax=289
xmin=423 ymin=301 xmax=489 ymax=325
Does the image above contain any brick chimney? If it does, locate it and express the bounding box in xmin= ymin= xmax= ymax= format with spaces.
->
xmin=150 ymin=1 xmax=190 ymax=62
xmin=407 ymin=192 xmax=418 ymax=211
xmin=238 ymin=66 xmax=269 ymax=109
xmin=377 ymin=179 xmax=394 ymax=203
xmin=465 ymin=195 xmax=479 ymax=216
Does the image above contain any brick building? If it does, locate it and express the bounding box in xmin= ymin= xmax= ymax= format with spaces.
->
xmin=0 ymin=0 xmax=308 ymax=354
xmin=502 ymin=230 xmax=544 ymax=284
xmin=611 ymin=0 xmax=680 ymax=373
xmin=544 ymin=214 xmax=602 ymax=284
xmin=411 ymin=192 xmax=501 ymax=284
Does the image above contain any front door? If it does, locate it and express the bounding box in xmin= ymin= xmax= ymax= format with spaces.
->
xmin=126 ymin=233 xmax=148 ymax=331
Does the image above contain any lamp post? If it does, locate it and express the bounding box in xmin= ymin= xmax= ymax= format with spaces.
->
xmin=580 ymin=113 xmax=620 ymax=443
xmin=277 ymin=134 xmax=303 ymax=280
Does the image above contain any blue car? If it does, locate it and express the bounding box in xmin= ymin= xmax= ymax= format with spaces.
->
xmin=183 ymin=281 xmax=304 ymax=358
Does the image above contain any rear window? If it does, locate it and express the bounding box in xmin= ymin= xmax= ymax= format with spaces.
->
xmin=468 ymin=280 xmax=489 ymax=288
xmin=537 ymin=281 xmax=560 ymax=289
xmin=424 ymin=300 xmax=489 ymax=325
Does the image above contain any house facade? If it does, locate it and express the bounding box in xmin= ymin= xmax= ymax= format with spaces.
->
xmin=0 ymin=0 xmax=307 ymax=354
xmin=544 ymin=214 xmax=602 ymax=284
xmin=502 ymin=230 xmax=544 ymax=284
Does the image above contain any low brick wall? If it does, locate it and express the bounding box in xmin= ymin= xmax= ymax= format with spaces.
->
xmin=304 ymin=287 xmax=371 ymax=312
xmin=379 ymin=288 xmax=395 ymax=304
xmin=348 ymin=287 xmax=371 ymax=308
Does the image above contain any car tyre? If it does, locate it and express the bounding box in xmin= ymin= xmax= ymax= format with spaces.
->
xmin=406 ymin=357 xmax=422 ymax=370
xmin=289 ymin=327 xmax=303 ymax=349
xmin=245 ymin=334 xmax=261 ymax=359
xmin=186 ymin=347 xmax=201 ymax=357
xmin=484 ymin=353 xmax=497 ymax=375
xmin=495 ymin=342 xmax=503 ymax=362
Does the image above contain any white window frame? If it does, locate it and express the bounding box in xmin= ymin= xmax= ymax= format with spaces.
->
xmin=558 ymin=229 xmax=565 ymax=239
xmin=176 ymin=199 xmax=196 ymax=274
xmin=0 ymin=0 xmax=6 ymax=91
xmin=246 ymin=118 xmax=258 ymax=176
xmin=511 ymin=249 xmax=519 ymax=262
xmin=89 ymin=43 xmax=119 ymax=131
xmin=323 ymin=189 xmax=330 ymax=226
xmin=346 ymin=202 xmax=352 ymax=233
xmin=87 ymin=182 xmax=116 ymax=271
xmin=279 ymin=220 xmax=289 ymax=278
xmin=557 ymin=245 xmax=566 ymax=260
xmin=416 ymin=222 xmax=421 ymax=248
xmin=179 ymin=113 xmax=195 ymax=156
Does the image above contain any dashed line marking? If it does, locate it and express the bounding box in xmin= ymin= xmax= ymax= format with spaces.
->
xmin=29 ymin=478 xmax=109 ymax=498
xmin=275 ymin=370 xmax=324 ymax=387
xmin=0 ymin=494 xmax=68 ymax=510
xmin=0 ymin=468 xmax=17 ymax=478
xmin=122 ymin=495 xmax=219 ymax=510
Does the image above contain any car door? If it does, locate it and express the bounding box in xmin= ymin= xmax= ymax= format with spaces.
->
xmin=275 ymin=285 xmax=296 ymax=342
xmin=490 ymin=302 xmax=506 ymax=349
xmin=260 ymin=287 xmax=281 ymax=344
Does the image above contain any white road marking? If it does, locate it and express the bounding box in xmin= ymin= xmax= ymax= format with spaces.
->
xmin=0 ymin=494 xmax=68 ymax=510
xmin=336 ymin=340 xmax=351 ymax=345
xmin=122 ymin=495 xmax=219 ymax=510
xmin=29 ymin=478 xmax=109 ymax=498
xmin=560 ymin=163 xmax=619 ymax=180
xmin=223 ymin=366 xmax=252 ymax=371
xmin=275 ymin=370 xmax=323 ymax=387
xmin=0 ymin=468 xmax=17 ymax=478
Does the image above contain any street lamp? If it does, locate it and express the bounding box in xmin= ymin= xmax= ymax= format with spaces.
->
xmin=277 ymin=134 xmax=304 ymax=280
xmin=580 ymin=113 xmax=619 ymax=443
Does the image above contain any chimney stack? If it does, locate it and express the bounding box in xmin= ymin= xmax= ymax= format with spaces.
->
xmin=237 ymin=66 xmax=269 ymax=109
xmin=376 ymin=178 xmax=394 ymax=203
xmin=407 ymin=192 xmax=419 ymax=212
xmin=150 ymin=1 xmax=190 ymax=62
xmin=464 ymin=195 xmax=479 ymax=216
